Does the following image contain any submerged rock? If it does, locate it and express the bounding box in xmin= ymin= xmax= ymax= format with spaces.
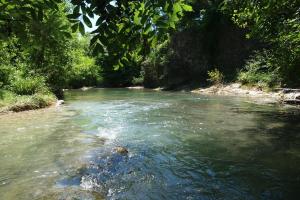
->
xmin=114 ymin=146 xmax=128 ymax=155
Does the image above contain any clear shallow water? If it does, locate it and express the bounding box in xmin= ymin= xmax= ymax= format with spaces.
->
xmin=0 ymin=88 xmax=300 ymax=200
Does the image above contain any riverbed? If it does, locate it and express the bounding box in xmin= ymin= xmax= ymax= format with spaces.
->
xmin=0 ymin=88 xmax=299 ymax=199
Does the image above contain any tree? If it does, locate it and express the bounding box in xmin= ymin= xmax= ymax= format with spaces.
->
xmin=223 ymin=0 xmax=300 ymax=86
xmin=68 ymin=0 xmax=193 ymax=65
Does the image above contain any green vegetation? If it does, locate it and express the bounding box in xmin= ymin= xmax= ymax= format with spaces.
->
xmin=237 ymin=50 xmax=282 ymax=89
xmin=0 ymin=90 xmax=56 ymax=112
xmin=0 ymin=1 xmax=102 ymax=112
xmin=223 ymin=0 xmax=300 ymax=87
xmin=207 ymin=69 xmax=224 ymax=85
xmin=66 ymin=36 xmax=102 ymax=89
xmin=1 ymin=0 xmax=299 ymax=112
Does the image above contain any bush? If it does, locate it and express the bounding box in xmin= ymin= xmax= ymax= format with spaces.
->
xmin=132 ymin=71 xmax=144 ymax=86
xmin=7 ymin=93 xmax=56 ymax=112
xmin=67 ymin=56 xmax=103 ymax=89
xmin=0 ymin=65 xmax=13 ymax=88
xmin=0 ymin=90 xmax=56 ymax=112
xmin=207 ymin=69 xmax=224 ymax=85
xmin=237 ymin=50 xmax=281 ymax=88
xmin=9 ymin=74 xmax=49 ymax=95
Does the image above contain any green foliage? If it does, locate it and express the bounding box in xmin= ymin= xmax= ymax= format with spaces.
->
xmin=132 ymin=72 xmax=145 ymax=86
xmin=0 ymin=37 xmax=26 ymax=88
xmin=222 ymin=0 xmax=300 ymax=86
xmin=207 ymin=69 xmax=224 ymax=85
xmin=98 ymin=48 xmax=143 ymax=87
xmin=9 ymin=75 xmax=48 ymax=95
xmin=69 ymin=0 xmax=193 ymax=67
xmin=142 ymin=38 xmax=171 ymax=88
xmin=1 ymin=0 xmax=299 ymax=100
xmin=0 ymin=90 xmax=56 ymax=112
xmin=0 ymin=1 xmax=104 ymax=101
xmin=0 ymin=0 xmax=65 ymax=41
xmin=0 ymin=65 xmax=13 ymax=88
xmin=66 ymin=37 xmax=102 ymax=88
xmin=237 ymin=51 xmax=281 ymax=88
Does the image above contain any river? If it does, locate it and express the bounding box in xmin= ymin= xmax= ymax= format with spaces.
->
xmin=0 ymin=88 xmax=299 ymax=200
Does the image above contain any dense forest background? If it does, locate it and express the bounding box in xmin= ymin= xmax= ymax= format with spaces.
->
xmin=0 ymin=0 xmax=299 ymax=110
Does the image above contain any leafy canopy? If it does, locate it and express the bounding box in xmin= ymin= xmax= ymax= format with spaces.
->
xmin=68 ymin=0 xmax=193 ymax=65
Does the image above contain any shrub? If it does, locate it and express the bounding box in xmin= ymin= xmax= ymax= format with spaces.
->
xmin=66 ymin=37 xmax=104 ymax=89
xmin=0 ymin=65 xmax=13 ymax=88
xmin=9 ymin=74 xmax=49 ymax=95
xmin=0 ymin=90 xmax=56 ymax=112
xmin=237 ymin=50 xmax=281 ymax=88
xmin=207 ymin=69 xmax=224 ymax=85
xmin=66 ymin=56 xmax=103 ymax=88
xmin=8 ymin=93 xmax=56 ymax=112
xmin=132 ymin=71 xmax=144 ymax=86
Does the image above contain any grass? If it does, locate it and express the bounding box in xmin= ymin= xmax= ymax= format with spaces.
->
xmin=0 ymin=90 xmax=56 ymax=113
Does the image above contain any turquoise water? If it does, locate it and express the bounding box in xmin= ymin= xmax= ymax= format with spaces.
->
xmin=0 ymin=88 xmax=300 ymax=199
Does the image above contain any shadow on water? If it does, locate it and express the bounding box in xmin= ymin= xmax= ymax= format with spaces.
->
xmin=228 ymin=108 xmax=300 ymax=200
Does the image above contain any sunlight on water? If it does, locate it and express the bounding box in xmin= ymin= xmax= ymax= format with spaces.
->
xmin=0 ymin=88 xmax=300 ymax=199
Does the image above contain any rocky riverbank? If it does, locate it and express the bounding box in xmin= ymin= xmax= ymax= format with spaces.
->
xmin=128 ymin=83 xmax=300 ymax=106
xmin=191 ymin=83 xmax=300 ymax=106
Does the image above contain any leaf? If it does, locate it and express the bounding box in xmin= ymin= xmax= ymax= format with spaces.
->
xmin=87 ymin=9 xmax=94 ymax=18
xmin=62 ymin=31 xmax=72 ymax=38
xmin=143 ymin=23 xmax=152 ymax=35
xmin=83 ymin=15 xmax=92 ymax=28
xmin=141 ymin=15 xmax=148 ymax=25
xmin=80 ymin=4 xmax=86 ymax=15
xmin=71 ymin=23 xmax=79 ymax=32
xmin=93 ymin=43 xmax=104 ymax=55
xmin=169 ymin=21 xmax=176 ymax=29
xmin=74 ymin=5 xmax=80 ymax=14
xmin=173 ymin=3 xmax=182 ymax=14
xmin=79 ymin=21 xmax=85 ymax=35
xmin=71 ymin=0 xmax=82 ymax=5
xmin=133 ymin=10 xmax=141 ymax=25
xmin=96 ymin=17 xmax=102 ymax=26
xmin=90 ymin=35 xmax=99 ymax=46
xmin=91 ymin=27 xmax=100 ymax=34
xmin=67 ymin=13 xmax=81 ymax=19
xmin=156 ymin=19 xmax=168 ymax=28
xmin=117 ymin=23 xmax=125 ymax=33
xmin=181 ymin=4 xmax=193 ymax=12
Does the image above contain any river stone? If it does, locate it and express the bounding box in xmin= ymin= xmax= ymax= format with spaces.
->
xmin=114 ymin=146 xmax=128 ymax=155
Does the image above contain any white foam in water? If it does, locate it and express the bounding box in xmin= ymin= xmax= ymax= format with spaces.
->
xmin=97 ymin=127 xmax=121 ymax=141
xmin=141 ymin=102 xmax=171 ymax=111
xmin=80 ymin=176 xmax=100 ymax=190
